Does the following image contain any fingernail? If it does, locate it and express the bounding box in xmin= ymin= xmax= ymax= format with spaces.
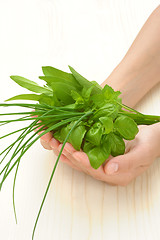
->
xmin=106 ymin=163 xmax=118 ymax=175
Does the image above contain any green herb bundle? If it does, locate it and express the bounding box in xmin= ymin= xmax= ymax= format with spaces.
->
xmin=0 ymin=66 xmax=159 ymax=239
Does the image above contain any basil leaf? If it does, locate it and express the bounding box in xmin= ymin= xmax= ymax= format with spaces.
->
xmin=90 ymin=93 xmax=105 ymax=107
xmin=54 ymin=130 xmax=64 ymax=142
xmin=92 ymin=103 xmax=118 ymax=120
xmin=69 ymin=125 xmax=86 ymax=150
xmin=69 ymin=66 xmax=101 ymax=94
xmin=83 ymin=141 xmax=94 ymax=153
xmin=114 ymin=115 xmax=139 ymax=140
xmin=99 ymin=116 xmax=113 ymax=134
xmin=10 ymin=75 xmax=52 ymax=94
xmin=59 ymin=122 xmax=86 ymax=150
xmin=102 ymin=84 xmax=114 ymax=97
xmin=102 ymin=85 xmax=121 ymax=101
xmin=85 ymin=122 xmax=103 ymax=146
xmin=104 ymin=133 xmax=125 ymax=157
xmin=60 ymin=125 xmax=70 ymax=140
xmin=86 ymin=141 xmax=111 ymax=169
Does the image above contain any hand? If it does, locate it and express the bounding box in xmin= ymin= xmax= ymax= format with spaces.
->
xmin=40 ymin=123 xmax=160 ymax=186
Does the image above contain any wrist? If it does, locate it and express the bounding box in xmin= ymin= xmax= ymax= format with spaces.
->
xmin=101 ymin=53 xmax=160 ymax=108
xmin=151 ymin=123 xmax=160 ymax=158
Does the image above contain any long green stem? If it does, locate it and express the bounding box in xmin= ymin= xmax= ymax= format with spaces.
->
xmin=119 ymin=111 xmax=160 ymax=124
xmin=1 ymin=115 xmax=89 ymax=184
xmin=32 ymin=111 xmax=92 ymax=240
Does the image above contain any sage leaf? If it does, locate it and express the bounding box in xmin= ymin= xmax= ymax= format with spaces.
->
xmin=10 ymin=75 xmax=52 ymax=94
xmin=42 ymin=66 xmax=79 ymax=85
xmin=39 ymin=75 xmax=80 ymax=89
xmin=69 ymin=66 xmax=101 ymax=94
xmin=5 ymin=94 xmax=41 ymax=102
xmin=49 ymin=82 xmax=75 ymax=104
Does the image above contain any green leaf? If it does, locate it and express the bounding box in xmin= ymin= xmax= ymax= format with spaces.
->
xmin=114 ymin=115 xmax=139 ymax=140
xmin=69 ymin=125 xmax=86 ymax=150
xmin=90 ymin=93 xmax=105 ymax=107
xmin=39 ymin=94 xmax=55 ymax=106
xmin=92 ymin=103 xmax=118 ymax=120
xmin=53 ymin=130 xmax=64 ymax=142
xmin=39 ymin=75 xmax=80 ymax=89
xmin=102 ymin=85 xmax=114 ymax=98
xmin=102 ymin=85 xmax=121 ymax=99
xmin=71 ymin=90 xmax=84 ymax=103
xmin=68 ymin=66 xmax=101 ymax=94
xmin=85 ymin=122 xmax=103 ymax=146
xmin=70 ymin=90 xmax=84 ymax=109
xmin=83 ymin=141 xmax=94 ymax=153
xmin=82 ymin=86 xmax=94 ymax=101
xmin=49 ymin=82 xmax=75 ymax=104
xmin=5 ymin=93 xmax=55 ymax=106
xmin=59 ymin=122 xmax=86 ymax=150
xmin=10 ymin=75 xmax=52 ymax=94
xmin=86 ymin=141 xmax=111 ymax=169
xmin=99 ymin=116 xmax=113 ymax=134
xmin=42 ymin=66 xmax=80 ymax=86
xmin=91 ymin=81 xmax=102 ymax=90
xmin=5 ymin=94 xmax=41 ymax=102
xmin=104 ymin=133 xmax=125 ymax=157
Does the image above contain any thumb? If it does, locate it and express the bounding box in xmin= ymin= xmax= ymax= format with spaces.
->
xmin=104 ymin=146 xmax=144 ymax=175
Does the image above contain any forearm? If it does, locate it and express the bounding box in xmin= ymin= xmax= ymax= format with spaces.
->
xmin=101 ymin=5 xmax=160 ymax=107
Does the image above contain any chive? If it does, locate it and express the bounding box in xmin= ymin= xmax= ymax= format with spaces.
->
xmin=32 ymin=111 xmax=92 ymax=239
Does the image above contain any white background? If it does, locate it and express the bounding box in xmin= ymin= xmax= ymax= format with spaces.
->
xmin=0 ymin=0 xmax=160 ymax=240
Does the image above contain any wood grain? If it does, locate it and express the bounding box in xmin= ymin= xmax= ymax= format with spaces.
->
xmin=0 ymin=0 xmax=160 ymax=239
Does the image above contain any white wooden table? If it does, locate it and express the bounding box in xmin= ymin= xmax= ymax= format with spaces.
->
xmin=0 ymin=1 xmax=160 ymax=239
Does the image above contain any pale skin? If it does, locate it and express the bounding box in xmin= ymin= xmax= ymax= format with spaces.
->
xmin=39 ymin=6 xmax=160 ymax=186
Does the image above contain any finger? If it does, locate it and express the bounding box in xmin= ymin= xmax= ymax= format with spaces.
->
xmin=58 ymin=143 xmax=104 ymax=179
xmin=104 ymin=145 xmax=149 ymax=176
xmin=72 ymin=151 xmax=105 ymax=180
xmin=53 ymin=149 xmax=82 ymax=172
xmin=57 ymin=143 xmax=78 ymax=163
xmin=39 ymin=132 xmax=53 ymax=150
xmin=40 ymin=139 xmax=52 ymax=150
xmin=40 ymin=131 xmax=53 ymax=142
xmin=63 ymin=142 xmax=77 ymax=154
xmin=59 ymin=143 xmax=79 ymax=163
xmin=110 ymin=165 xmax=149 ymax=186
xmin=50 ymin=138 xmax=60 ymax=149
xmin=58 ymin=144 xmax=91 ymax=169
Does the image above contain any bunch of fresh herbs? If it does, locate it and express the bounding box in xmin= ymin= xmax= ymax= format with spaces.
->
xmin=0 ymin=66 xmax=159 ymax=239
